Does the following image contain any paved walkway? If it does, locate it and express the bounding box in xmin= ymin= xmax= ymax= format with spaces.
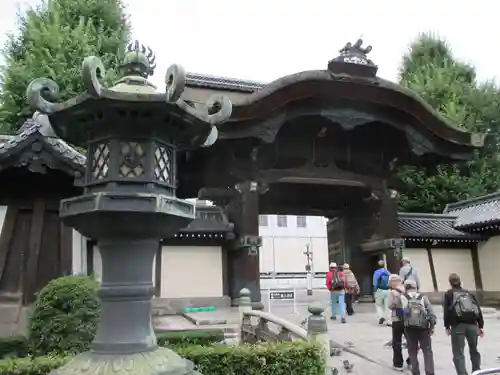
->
xmin=271 ymin=303 xmax=500 ymax=374
xmin=156 ymin=295 xmax=500 ymax=374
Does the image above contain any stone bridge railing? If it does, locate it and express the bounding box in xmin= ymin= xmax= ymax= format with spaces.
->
xmin=237 ymin=288 xmax=332 ymax=374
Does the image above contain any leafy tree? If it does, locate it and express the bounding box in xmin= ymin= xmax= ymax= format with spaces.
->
xmin=395 ymin=33 xmax=500 ymax=213
xmin=0 ymin=0 xmax=131 ymax=134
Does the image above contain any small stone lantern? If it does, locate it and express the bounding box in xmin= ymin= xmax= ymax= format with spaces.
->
xmin=26 ymin=41 xmax=232 ymax=375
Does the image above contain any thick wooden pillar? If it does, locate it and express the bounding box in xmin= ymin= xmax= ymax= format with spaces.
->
xmin=340 ymin=211 xmax=373 ymax=296
xmin=376 ymin=188 xmax=402 ymax=273
xmin=470 ymin=243 xmax=484 ymax=303
xmin=225 ymin=181 xmax=262 ymax=307
xmin=200 ymin=183 xmax=263 ymax=307
xmin=425 ymin=246 xmax=439 ymax=292
xmin=337 ymin=184 xmax=402 ymax=296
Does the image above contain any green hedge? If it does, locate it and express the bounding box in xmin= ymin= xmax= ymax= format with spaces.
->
xmin=0 ymin=341 xmax=324 ymax=375
xmin=0 ymin=355 xmax=67 ymax=375
xmin=179 ymin=341 xmax=325 ymax=375
xmin=0 ymin=330 xmax=223 ymax=360
xmin=0 ymin=336 xmax=28 ymax=359
xmin=156 ymin=330 xmax=224 ymax=347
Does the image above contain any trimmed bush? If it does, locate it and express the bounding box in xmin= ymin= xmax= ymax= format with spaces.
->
xmin=29 ymin=275 xmax=100 ymax=356
xmin=156 ymin=330 xmax=224 ymax=347
xmin=0 ymin=341 xmax=324 ymax=375
xmin=179 ymin=341 xmax=325 ymax=375
xmin=0 ymin=336 xmax=28 ymax=359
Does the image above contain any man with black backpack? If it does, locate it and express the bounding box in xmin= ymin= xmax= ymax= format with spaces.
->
xmin=443 ymin=273 xmax=484 ymax=375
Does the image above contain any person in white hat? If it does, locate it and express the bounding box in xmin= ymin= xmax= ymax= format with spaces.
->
xmin=326 ymin=262 xmax=347 ymax=323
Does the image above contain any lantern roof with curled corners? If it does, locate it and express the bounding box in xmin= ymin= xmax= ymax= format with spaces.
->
xmin=25 ymin=41 xmax=232 ymax=149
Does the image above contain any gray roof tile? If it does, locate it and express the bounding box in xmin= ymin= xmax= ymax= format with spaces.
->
xmin=444 ymin=192 xmax=500 ymax=229
xmin=186 ymin=72 xmax=264 ymax=93
xmin=0 ymin=120 xmax=86 ymax=174
xmin=398 ymin=212 xmax=482 ymax=240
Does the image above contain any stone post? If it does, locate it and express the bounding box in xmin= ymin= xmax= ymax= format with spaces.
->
xmin=238 ymin=288 xmax=252 ymax=344
xmin=306 ymin=302 xmax=331 ymax=375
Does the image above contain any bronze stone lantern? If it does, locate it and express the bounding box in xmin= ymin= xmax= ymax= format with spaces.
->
xmin=26 ymin=41 xmax=232 ymax=375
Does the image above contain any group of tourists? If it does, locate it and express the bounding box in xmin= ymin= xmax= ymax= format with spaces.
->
xmin=326 ymin=257 xmax=485 ymax=375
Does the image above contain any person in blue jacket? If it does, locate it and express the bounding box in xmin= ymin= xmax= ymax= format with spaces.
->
xmin=373 ymin=260 xmax=391 ymax=325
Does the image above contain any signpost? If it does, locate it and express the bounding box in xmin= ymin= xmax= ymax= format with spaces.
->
xmin=267 ymin=287 xmax=298 ymax=314
xmin=304 ymin=244 xmax=313 ymax=296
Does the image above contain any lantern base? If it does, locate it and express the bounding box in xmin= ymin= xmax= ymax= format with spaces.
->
xmin=49 ymin=346 xmax=202 ymax=375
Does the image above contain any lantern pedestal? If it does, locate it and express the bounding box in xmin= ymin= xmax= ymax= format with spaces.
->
xmin=51 ymin=200 xmax=201 ymax=375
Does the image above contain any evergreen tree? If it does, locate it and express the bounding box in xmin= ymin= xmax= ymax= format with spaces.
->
xmin=395 ymin=33 xmax=500 ymax=213
xmin=0 ymin=0 xmax=131 ymax=134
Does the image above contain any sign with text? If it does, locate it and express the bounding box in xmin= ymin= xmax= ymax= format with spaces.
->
xmin=269 ymin=291 xmax=295 ymax=300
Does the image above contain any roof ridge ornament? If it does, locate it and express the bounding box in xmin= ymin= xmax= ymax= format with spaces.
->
xmin=121 ymin=40 xmax=157 ymax=78
xmin=328 ymin=38 xmax=378 ymax=78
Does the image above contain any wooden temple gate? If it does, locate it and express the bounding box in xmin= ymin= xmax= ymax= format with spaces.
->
xmin=180 ymin=39 xmax=483 ymax=306
xmin=0 ymin=39 xmax=484 ymax=307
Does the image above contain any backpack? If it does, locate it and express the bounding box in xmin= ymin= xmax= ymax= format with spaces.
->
xmin=452 ymin=291 xmax=479 ymax=319
xmin=330 ymin=271 xmax=344 ymax=290
xmin=403 ymin=293 xmax=429 ymax=329
xmin=378 ymin=271 xmax=390 ymax=290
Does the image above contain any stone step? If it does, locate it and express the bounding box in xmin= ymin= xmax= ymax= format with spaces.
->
xmin=153 ymin=313 xmax=239 ymax=341
xmin=0 ymin=303 xmax=22 ymax=324
xmin=0 ymin=293 xmax=22 ymax=304
xmin=181 ymin=309 xmax=240 ymax=326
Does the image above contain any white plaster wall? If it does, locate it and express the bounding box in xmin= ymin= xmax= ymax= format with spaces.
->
xmin=71 ymin=230 xmax=86 ymax=275
xmin=478 ymin=236 xmax=500 ymax=291
xmin=0 ymin=206 xmax=7 ymax=236
xmin=93 ymin=246 xmax=103 ymax=282
xmin=432 ymin=248 xmax=475 ymax=291
xmin=160 ymin=246 xmax=223 ymax=299
xmin=259 ymin=215 xmax=329 ymax=274
xmin=260 ymin=236 xmax=275 ymax=273
xmin=401 ymin=248 xmax=434 ymax=293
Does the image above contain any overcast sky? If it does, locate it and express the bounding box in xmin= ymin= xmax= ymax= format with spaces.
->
xmin=0 ymin=0 xmax=499 ymax=89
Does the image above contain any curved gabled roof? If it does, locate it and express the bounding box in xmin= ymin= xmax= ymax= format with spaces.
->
xmin=186 ymin=40 xmax=484 ymax=157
